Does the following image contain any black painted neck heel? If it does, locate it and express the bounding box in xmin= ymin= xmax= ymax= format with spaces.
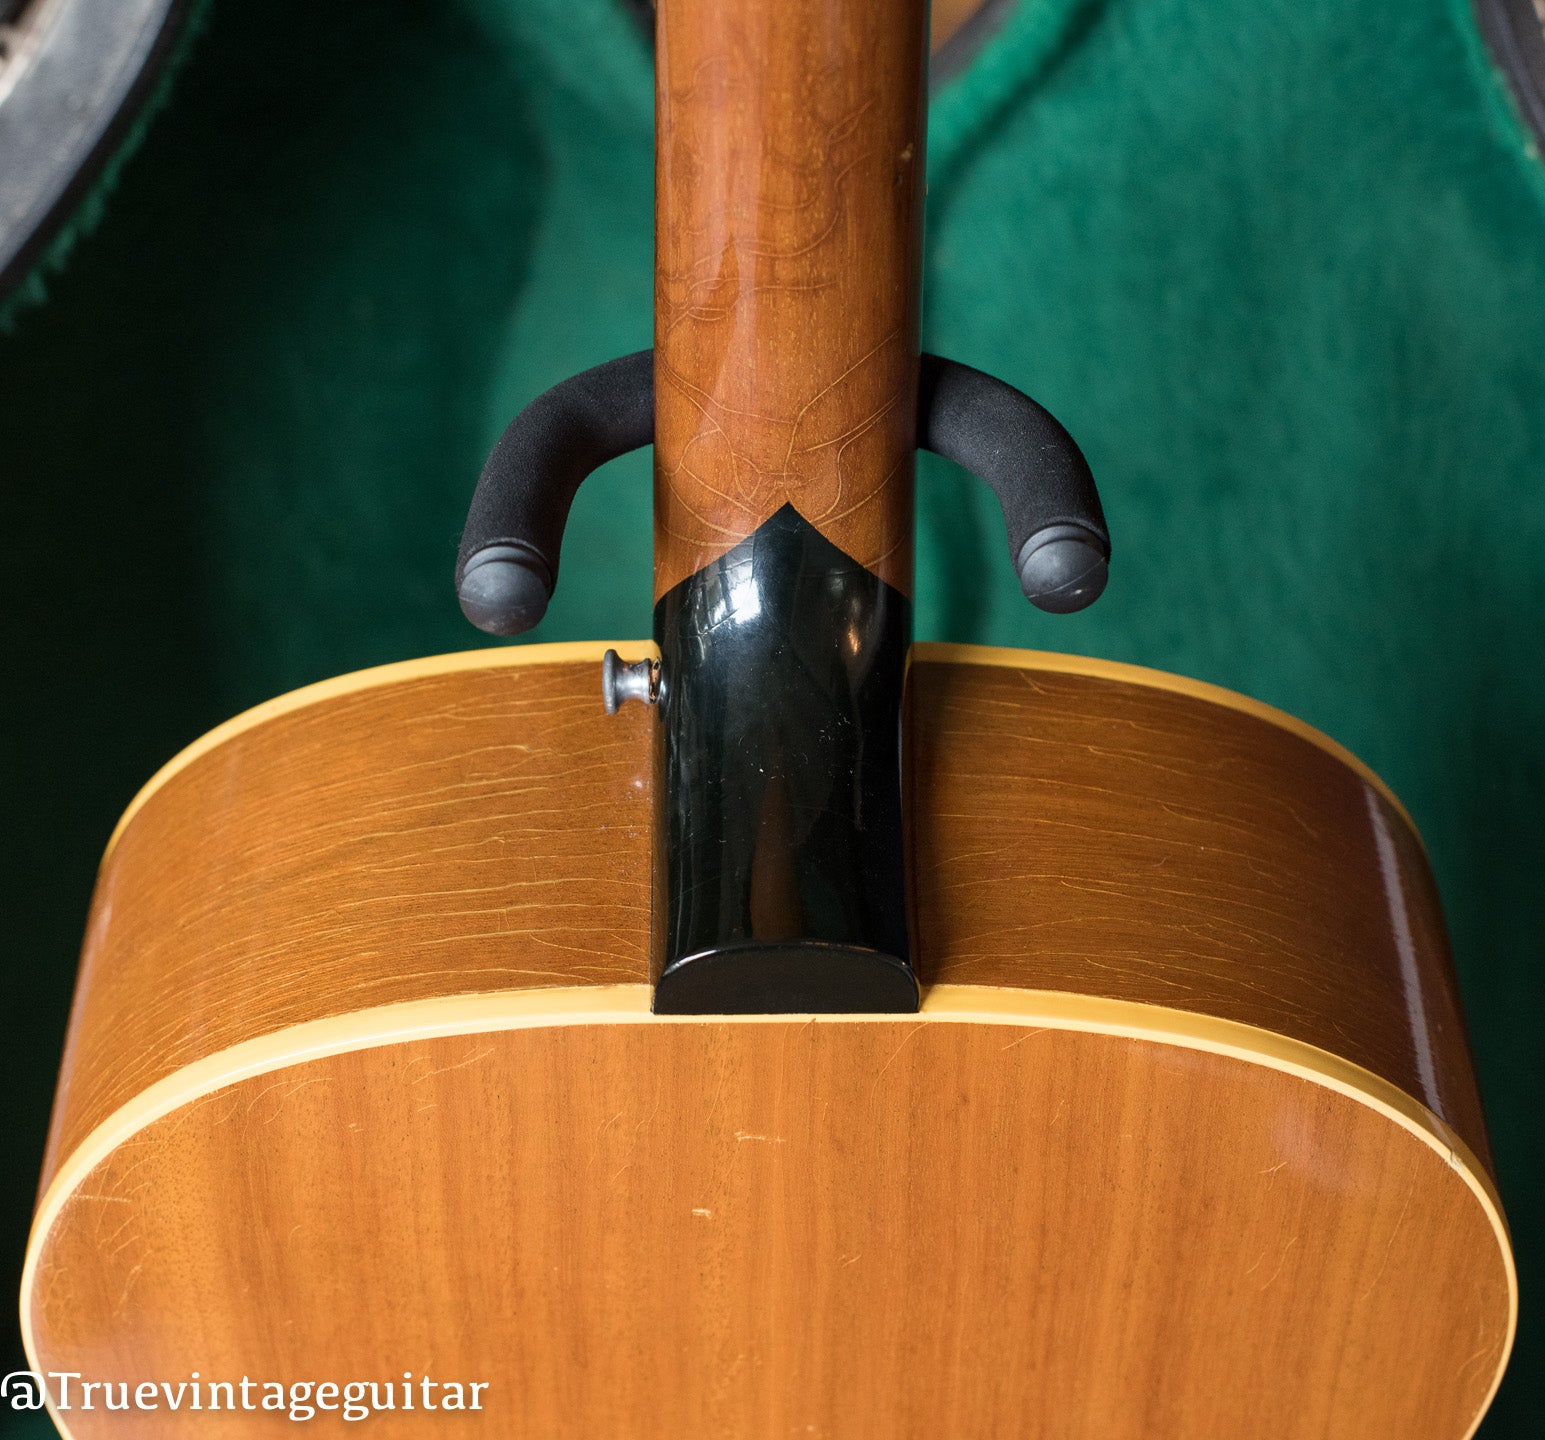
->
xmin=654 ymin=943 xmax=918 ymax=1015
xmin=652 ymin=506 xmax=919 ymax=1015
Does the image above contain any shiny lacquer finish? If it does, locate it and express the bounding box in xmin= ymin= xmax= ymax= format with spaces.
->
xmin=24 ymin=645 xmax=1513 ymax=1439
xmin=653 ymin=508 xmax=915 ymax=1011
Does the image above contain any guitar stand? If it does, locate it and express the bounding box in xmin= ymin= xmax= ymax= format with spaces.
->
xmin=455 ymin=351 xmax=1109 ymax=636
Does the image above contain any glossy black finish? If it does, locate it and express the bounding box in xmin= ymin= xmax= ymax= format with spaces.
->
xmin=652 ymin=505 xmax=918 ymax=1014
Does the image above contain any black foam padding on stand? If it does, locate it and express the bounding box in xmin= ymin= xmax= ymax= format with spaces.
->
xmin=456 ymin=349 xmax=1110 ymax=633
xmin=456 ymin=348 xmax=653 ymax=634
xmin=917 ymin=353 xmax=1109 ymax=611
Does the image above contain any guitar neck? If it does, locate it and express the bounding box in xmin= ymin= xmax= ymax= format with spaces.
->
xmin=653 ymin=0 xmax=928 ymax=599
xmin=650 ymin=0 xmax=929 ymax=1012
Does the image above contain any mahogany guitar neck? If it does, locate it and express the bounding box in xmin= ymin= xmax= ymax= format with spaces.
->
xmin=649 ymin=0 xmax=929 ymax=1011
xmin=653 ymin=0 xmax=925 ymax=596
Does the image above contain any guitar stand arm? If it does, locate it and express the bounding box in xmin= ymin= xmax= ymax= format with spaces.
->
xmin=455 ymin=350 xmax=655 ymax=636
xmin=456 ymin=351 xmax=1109 ymax=635
xmin=917 ymin=354 xmax=1108 ymax=613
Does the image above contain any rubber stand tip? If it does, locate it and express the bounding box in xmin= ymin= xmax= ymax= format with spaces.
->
xmin=1017 ymin=525 xmax=1109 ymax=614
xmin=458 ymin=546 xmax=553 ymax=635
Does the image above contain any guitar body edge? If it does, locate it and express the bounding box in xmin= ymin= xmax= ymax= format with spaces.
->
xmin=22 ymin=642 xmax=1514 ymax=1439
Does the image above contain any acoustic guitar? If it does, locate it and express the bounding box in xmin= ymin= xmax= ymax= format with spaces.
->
xmin=18 ymin=0 xmax=1514 ymax=1435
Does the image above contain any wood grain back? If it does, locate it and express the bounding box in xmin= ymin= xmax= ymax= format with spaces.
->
xmin=907 ymin=653 xmax=1493 ymax=1170
xmin=27 ymin=1009 xmax=1511 ymax=1439
xmin=653 ymin=0 xmax=926 ymax=597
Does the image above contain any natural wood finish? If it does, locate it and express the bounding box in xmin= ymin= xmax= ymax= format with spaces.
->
xmin=653 ymin=0 xmax=926 ymax=598
xmin=28 ymin=1002 xmax=1509 ymax=1439
xmin=907 ymin=658 xmax=1494 ymax=1170
xmin=44 ymin=650 xmax=656 ymax=1186
xmin=36 ymin=645 xmax=1494 ymax=1185
xmin=25 ymin=644 xmax=1513 ymax=1438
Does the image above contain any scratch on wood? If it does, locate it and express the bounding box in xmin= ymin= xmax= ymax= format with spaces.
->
xmin=1256 ymin=1234 xmax=1299 ymax=1292
xmin=868 ymin=1022 xmax=926 ymax=1108
xmin=409 ymin=1044 xmax=497 ymax=1085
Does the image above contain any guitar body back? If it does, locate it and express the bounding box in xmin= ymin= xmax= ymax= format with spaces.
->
xmin=23 ymin=643 xmax=1513 ymax=1438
